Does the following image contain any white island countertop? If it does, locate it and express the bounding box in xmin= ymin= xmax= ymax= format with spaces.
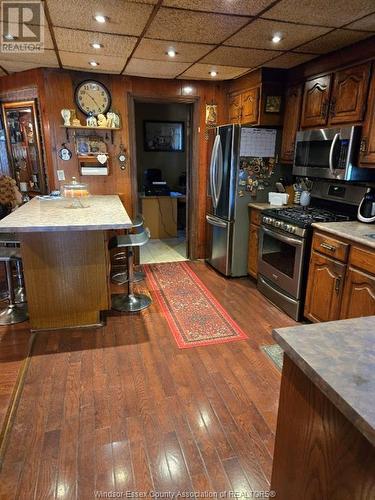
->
xmin=0 ymin=195 xmax=132 ymax=232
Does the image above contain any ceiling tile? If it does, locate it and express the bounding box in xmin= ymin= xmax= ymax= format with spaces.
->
xmin=0 ymin=49 xmax=58 ymax=65
xmin=146 ymin=7 xmax=251 ymax=43
xmin=162 ymin=0 xmax=276 ymax=16
xmin=201 ymin=46 xmax=279 ymax=68
xmin=123 ymin=58 xmax=191 ymax=78
xmin=178 ymin=63 xmax=249 ymax=80
xmin=0 ymin=56 xmax=58 ymax=73
xmin=60 ymin=51 xmax=125 ymax=73
xmin=265 ymin=52 xmax=317 ymax=68
xmin=54 ymin=28 xmax=137 ymax=58
xmin=47 ymin=0 xmax=154 ymax=36
xmin=133 ymin=38 xmax=214 ymax=62
xmin=225 ymin=18 xmax=332 ymax=50
xmin=345 ymin=13 xmax=375 ymax=31
xmin=298 ymin=29 xmax=373 ymax=54
xmin=262 ymin=0 xmax=375 ymax=28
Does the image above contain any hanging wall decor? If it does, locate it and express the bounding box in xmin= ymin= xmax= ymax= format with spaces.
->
xmin=205 ymin=103 xmax=218 ymax=140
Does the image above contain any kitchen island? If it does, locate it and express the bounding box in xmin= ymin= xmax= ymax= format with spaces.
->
xmin=271 ymin=317 xmax=375 ymax=499
xmin=0 ymin=196 xmax=132 ymax=330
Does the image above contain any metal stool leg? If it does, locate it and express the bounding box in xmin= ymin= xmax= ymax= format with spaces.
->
xmin=14 ymin=260 xmax=27 ymax=303
xmin=111 ymin=247 xmax=152 ymax=313
xmin=0 ymin=260 xmax=28 ymax=325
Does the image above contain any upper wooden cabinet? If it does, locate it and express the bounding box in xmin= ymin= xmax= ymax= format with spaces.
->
xmin=280 ymin=84 xmax=302 ymax=163
xmin=229 ymin=93 xmax=242 ymax=123
xmin=329 ymin=63 xmax=371 ymax=124
xmin=301 ymin=75 xmax=331 ymax=128
xmin=359 ymin=64 xmax=375 ymax=167
xmin=228 ymin=87 xmax=259 ymax=125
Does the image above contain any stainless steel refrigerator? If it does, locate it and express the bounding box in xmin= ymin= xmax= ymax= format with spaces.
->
xmin=206 ymin=124 xmax=279 ymax=277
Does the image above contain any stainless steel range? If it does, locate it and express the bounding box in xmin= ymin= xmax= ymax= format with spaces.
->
xmin=257 ymin=182 xmax=368 ymax=320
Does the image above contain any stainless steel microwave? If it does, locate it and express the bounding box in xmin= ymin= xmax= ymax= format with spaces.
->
xmin=292 ymin=126 xmax=363 ymax=181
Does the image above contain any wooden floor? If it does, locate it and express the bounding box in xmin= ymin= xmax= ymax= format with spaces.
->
xmin=0 ymin=261 xmax=296 ymax=499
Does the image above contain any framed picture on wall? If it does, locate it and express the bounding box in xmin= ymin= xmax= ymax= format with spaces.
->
xmin=264 ymin=95 xmax=282 ymax=114
xmin=143 ymin=120 xmax=184 ymax=152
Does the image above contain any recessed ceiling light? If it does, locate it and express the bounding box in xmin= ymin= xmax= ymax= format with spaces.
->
xmin=91 ymin=43 xmax=103 ymax=49
xmin=94 ymin=14 xmax=107 ymax=23
xmin=167 ymin=49 xmax=177 ymax=58
xmin=209 ymin=70 xmax=217 ymax=77
xmin=89 ymin=61 xmax=99 ymax=66
xmin=272 ymin=34 xmax=282 ymax=44
xmin=4 ymin=33 xmax=16 ymax=40
xmin=182 ymin=86 xmax=193 ymax=95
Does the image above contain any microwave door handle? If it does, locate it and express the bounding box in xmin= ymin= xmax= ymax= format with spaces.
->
xmin=329 ymin=133 xmax=340 ymax=174
xmin=262 ymin=226 xmax=303 ymax=247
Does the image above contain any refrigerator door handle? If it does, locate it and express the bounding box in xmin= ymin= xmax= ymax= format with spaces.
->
xmin=206 ymin=214 xmax=228 ymax=228
xmin=209 ymin=134 xmax=220 ymax=208
xmin=215 ymin=137 xmax=223 ymax=208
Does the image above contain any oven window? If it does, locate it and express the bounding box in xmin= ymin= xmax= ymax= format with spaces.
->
xmin=295 ymin=140 xmax=332 ymax=168
xmin=262 ymin=233 xmax=296 ymax=278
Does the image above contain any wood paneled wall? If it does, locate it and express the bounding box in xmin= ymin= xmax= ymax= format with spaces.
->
xmin=0 ymin=68 xmax=227 ymax=258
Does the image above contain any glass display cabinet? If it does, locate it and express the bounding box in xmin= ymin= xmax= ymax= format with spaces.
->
xmin=1 ymin=100 xmax=48 ymax=196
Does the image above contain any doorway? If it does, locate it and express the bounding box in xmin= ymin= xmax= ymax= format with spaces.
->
xmin=132 ymin=100 xmax=193 ymax=264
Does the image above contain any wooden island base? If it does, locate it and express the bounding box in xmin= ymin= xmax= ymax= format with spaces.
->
xmin=271 ymin=355 xmax=375 ymax=499
xmin=20 ymin=231 xmax=110 ymax=331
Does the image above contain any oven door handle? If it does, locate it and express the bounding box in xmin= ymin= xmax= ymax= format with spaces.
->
xmin=329 ymin=132 xmax=340 ymax=174
xmin=262 ymin=226 xmax=303 ymax=247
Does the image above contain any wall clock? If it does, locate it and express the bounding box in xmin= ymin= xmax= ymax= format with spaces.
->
xmin=74 ymin=80 xmax=111 ymax=116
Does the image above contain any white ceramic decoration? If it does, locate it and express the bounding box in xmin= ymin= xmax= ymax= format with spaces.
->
xmin=106 ymin=112 xmax=114 ymax=128
xmin=112 ymin=113 xmax=120 ymax=129
xmin=72 ymin=118 xmax=81 ymax=126
xmin=97 ymin=154 xmax=107 ymax=165
xmin=86 ymin=115 xmax=97 ymax=127
xmin=61 ymin=109 xmax=71 ymax=126
xmin=97 ymin=114 xmax=107 ymax=127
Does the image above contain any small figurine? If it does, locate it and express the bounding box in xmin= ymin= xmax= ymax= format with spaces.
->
xmin=61 ymin=109 xmax=71 ymax=126
xmin=70 ymin=109 xmax=81 ymax=127
xmin=97 ymin=113 xmax=107 ymax=127
xmin=107 ymin=111 xmax=120 ymax=128
xmin=86 ymin=112 xmax=97 ymax=127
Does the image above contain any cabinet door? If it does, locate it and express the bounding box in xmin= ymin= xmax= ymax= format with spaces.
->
xmin=340 ymin=267 xmax=375 ymax=319
xmin=359 ymin=65 xmax=375 ymax=166
xmin=248 ymin=223 xmax=259 ymax=278
xmin=304 ymin=251 xmax=345 ymax=322
xmin=329 ymin=63 xmax=370 ymax=124
xmin=229 ymin=93 xmax=242 ymax=123
xmin=301 ymin=75 xmax=331 ymax=128
xmin=280 ymin=84 xmax=302 ymax=163
xmin=241 ymin=87 xmax=259 ymax=124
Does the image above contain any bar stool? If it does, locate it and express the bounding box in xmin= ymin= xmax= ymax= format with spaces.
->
xmin=0 ymin=247 xmax=28 ymax=325
xmin=109 ymin=228 xmax=152 ymax=313
xmin=0 ymin=233 xmax=26 ymax=304
xmin=111 ymin=214 xmax=146 ymax=285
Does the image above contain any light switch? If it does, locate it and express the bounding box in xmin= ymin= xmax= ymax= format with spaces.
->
xmin=57 ymin=170 xmax=65 ymax=181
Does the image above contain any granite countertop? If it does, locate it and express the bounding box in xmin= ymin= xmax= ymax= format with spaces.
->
xmin=312 ymin=221 xmax=375 ymax=249
xmin=0 ymin=195 xmax=132 ymax=232
xmin=273 ymin=316 xmax=375 ymax=446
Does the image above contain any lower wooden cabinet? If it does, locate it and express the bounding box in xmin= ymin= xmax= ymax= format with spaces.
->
xmin=304 ymin=251 xmax=345 ymax=322
xmin=340 ymin=267 xmax=375 ymax=319
xmin=304 ymin=230 xmax=375 ymax=322
xmin=248 ymin=223 xmax=259 ymax=278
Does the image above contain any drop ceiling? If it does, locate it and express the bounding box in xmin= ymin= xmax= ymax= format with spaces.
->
xmin=0 ymin=0 xmax=374 ymax=79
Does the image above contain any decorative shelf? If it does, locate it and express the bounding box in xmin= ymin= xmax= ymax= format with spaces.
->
xmin=60 ymin=125 xmax=121 ymax=143
xmin=60 ymin=125 xmax=121 ymax=131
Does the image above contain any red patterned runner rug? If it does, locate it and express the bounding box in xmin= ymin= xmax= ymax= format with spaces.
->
xmin=144 ymin=262 xmax=248 ymax=349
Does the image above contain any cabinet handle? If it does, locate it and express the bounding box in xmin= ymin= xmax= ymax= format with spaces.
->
xmin=360 ymin=138 xmax=367 ymax=153
xmin=335 ymin=276 xmax=342 ymax=295
xmin=329 ymin=99 xmax=336 ymax=117
xmin=321 ymin=100 xmax=329 ymax=118
xmin=320 ymin=242 xmax=336 ymax=252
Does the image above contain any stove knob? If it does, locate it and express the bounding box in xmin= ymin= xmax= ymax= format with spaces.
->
xmin=275 ymin=221 xmax=281 ymax=227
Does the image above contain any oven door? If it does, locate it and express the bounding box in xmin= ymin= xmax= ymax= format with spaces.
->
xmin=258 ymin=225 xmax=305 ymax=298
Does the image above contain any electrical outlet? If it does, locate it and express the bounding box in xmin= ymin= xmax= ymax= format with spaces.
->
xmin=57 ymin=170 xmax=65 ymax=181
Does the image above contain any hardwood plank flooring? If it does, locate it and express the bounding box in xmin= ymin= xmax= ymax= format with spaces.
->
xmin=0 ymin=261 xmax=296 ymax=498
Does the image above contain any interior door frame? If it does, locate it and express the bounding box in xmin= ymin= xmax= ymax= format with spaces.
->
xmin=127 ymin=94 xmax=200 ymax=260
